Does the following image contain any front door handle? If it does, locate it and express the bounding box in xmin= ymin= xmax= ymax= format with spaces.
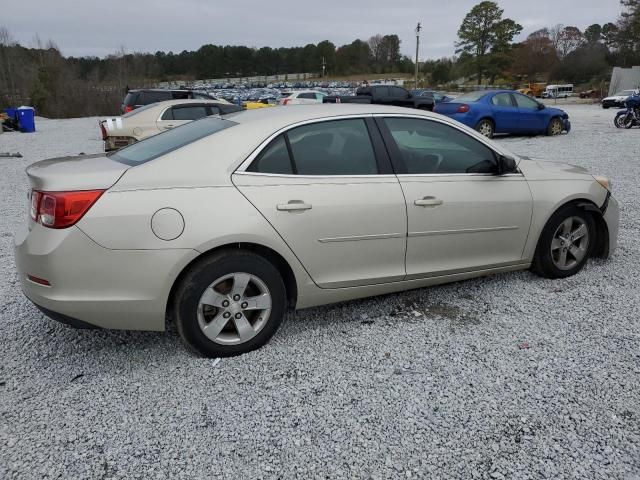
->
xmin=414 ymin=196 xmax=443 ymax=207
xmin=277 ymin=200 xmax=312 ymax=212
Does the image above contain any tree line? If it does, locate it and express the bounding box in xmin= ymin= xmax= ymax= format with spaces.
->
xmin=1 ymin=1 xmax=639 ymax=118
xmin=423 ymin=0 xmax=640 ymax=87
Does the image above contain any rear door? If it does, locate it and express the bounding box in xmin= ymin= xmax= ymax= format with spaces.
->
xmin=513 ymin=93 xmax=546 ymax=133
xmin=490 ymin=93 xmax=520 ymax=133
xmin=233 ymin=117 xmax=408 ymax=288
xmin=377 ymin=115 xmax=532 ymax=278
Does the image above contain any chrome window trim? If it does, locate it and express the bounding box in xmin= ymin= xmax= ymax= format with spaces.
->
xmin=233 ymin=171 xmax=398 ymax=180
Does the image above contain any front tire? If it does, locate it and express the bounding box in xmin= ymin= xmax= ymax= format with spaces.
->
xmin=175 ymin=251 xmax=287 ymax=357
xmin=547 ymin=117 xmax=563 ymax=136
xmin=531 ymin=205 xmax=595 ymax=279
xmin=475 ymin=119 xmax=494 ymax=138
xmin=614 ymin=113 xmax=626 ymax=128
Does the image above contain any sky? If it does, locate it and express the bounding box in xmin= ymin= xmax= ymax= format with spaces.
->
xmin=3 ymin=0 xmax=622 ymax=63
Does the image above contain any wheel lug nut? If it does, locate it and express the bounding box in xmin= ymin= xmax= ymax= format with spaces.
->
xmin=223 ymin=312 xmax=230 ymax=318
xmin=222 ymin=300 xmax=229 ymax=307
xmin=241 ymin=302 xmax=248 ymax=309
xmin=235 ymin=313 xmax=242 ymax=319
xmin=233 ymin=295 xmax=241 ymax=301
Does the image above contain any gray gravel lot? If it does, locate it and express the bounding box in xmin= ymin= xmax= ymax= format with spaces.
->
xmin=1 ymin=107 xmax=639 ymax=479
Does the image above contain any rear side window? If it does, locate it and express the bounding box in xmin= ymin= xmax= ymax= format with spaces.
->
xmin=111 ymin=117 xmax=236 ymax=165
xmin=172 ymin=106 xmax=208 ymax=120
xmin=491 ymin=93 xmax=514 ymax=107
xmin=124 ymin=92 xmax=139 ymax=106
xmin=390 ymin=87 xmax=408 ymax=98
xmin=297 ymin=92 xmax=316 ymax=99
xmin=172 ymin=91 xmax=190 ymax=100
xmin=140 ymin=91 xmax=172 ymax=104
xmin=383 ymin=117 xmax=497 ymax=174
xmin=246 ymin=135 xmax=293 ymax=175
xmin=246 ymin=119 xmax=378 ymax=176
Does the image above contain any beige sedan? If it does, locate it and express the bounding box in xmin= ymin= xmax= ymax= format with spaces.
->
xmin=100 ymin=99 xmax=242 ymax=151
xmin=15 ymin=105 xmax=619 ymax=357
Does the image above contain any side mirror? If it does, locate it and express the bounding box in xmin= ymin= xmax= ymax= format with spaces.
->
xmin=537 ymin=103 xmax=545 ymax=110
xmin=498 ymin=155 xmax=517 ymax=175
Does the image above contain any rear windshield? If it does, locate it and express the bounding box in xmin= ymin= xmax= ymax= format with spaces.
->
xmin=110 ymin=117 xmax=237 ymax=165
xmin=123 ymin=92 xmax=139 ymax=106
xmin=122 ymin=102 xmax=157 ymax=118
xmin=454 ymin=91 xmax=488 ymax=102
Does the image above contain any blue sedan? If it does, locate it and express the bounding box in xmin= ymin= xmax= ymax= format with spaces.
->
xmin=433 ymin=90 xmax=571 ymax=138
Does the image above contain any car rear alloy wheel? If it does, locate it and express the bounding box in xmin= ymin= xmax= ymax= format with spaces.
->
xmin=476 ymin=119 xmax=494 ymax=138
xmin=547 ymin=118 xmax=563 ymax=136
xmin=197 ymin=273 xmax=271 ymax=345
xmin=175 ymin=251 xmax=287 ymax=357
xmin=550 ymin=217 xmax=589 ymax=271
xmin=531 ymin=205 xmax=595 ymax=279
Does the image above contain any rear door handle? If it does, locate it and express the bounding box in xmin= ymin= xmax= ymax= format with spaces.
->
xmin=277 ymin=201 xmax=312 ymax=212
xmin=414 ymin=196 xmax=443 ymax=207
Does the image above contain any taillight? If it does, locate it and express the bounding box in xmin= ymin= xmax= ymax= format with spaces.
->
xmin=99 ymin=121 xmax=107 ymax=140
xmin=124 ymin=105 xmax=133 ymax=113
xmin=30 ymin=190 xmax=104 ymax=229
xmin=283 ymin=99 xmax=290 ymax=106
xmin=457 ymin=104 xmax=470 ymax=113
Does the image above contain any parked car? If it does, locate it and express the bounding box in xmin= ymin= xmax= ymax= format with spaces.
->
xmin=121 ymin=89 xmax=230 ymax=114
xmin=101 ymin=99 xmax=243 ymax=151
xmin=410 ymin=89 xmax=453 ymax=104
xmin=323 ymin=85 xmax=434 ymax=110
xmin=278 ymin=90 xmax=327 ymax=105
xmin=434 ymin=90 xmax=571 ymax=138
xmin=602 ymin=90 xmax=638 ymax=109
xmin=16 ymin=105 xmax=618 ymax=357
xmin=579 ymin=89 xmax=599 ymax=99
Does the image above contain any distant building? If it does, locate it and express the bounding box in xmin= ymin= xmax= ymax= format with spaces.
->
xmin=609 ymin=66 xmax=640 ymax=95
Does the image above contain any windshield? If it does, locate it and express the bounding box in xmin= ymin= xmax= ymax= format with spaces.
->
xmin=616 ymin=90 xmax=636 ymax=96
xmin=111 ymin=117 xmax=237 ymax=165
xmin=454 ymin=91 xmax=488 ymax=102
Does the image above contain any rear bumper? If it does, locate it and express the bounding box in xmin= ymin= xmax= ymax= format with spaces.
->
xmin=14 ymin=222 xmax=198 ymax=331
xmin=563 ymin=118 xmax=571 ymax=133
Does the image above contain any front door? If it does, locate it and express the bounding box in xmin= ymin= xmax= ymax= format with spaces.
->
xmin=233 ymin=117 xmax=408 ymax=288
xmin=513 ymin=93 xmax=547 ymax=133
xmin=377 ymin=116 xmax=533 ymax=278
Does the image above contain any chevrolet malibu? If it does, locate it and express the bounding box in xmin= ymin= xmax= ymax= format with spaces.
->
xmin=14 ymin=105 xmax=619 ymax=357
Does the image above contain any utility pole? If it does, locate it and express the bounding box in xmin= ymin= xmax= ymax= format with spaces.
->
xmin=415 ymin=22 xmax=421 ymax=88
xmin=321 ymin=56 xmax=326 ymax=78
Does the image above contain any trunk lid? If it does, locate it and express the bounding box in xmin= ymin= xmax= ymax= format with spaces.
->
xmin=26 ymin=153 xmax=129 ymax=191
xmin=434 ymin=101 xmax=466 ymax=114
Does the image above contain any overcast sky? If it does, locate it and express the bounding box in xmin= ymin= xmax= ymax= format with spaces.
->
xmin=4 ymin=0 xmax=621 ymax=62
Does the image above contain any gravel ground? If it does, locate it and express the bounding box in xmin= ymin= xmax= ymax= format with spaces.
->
xmin=1 ymin=107 xmax=639 ymax=479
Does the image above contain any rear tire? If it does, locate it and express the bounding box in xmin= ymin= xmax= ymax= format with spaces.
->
xmin=531 ymin=205 xmax=595 ymax=279
xmin=547 ymin=117 xmax=563 ymax=136
xmin=175 ymin=251 xmax=287 ymax=357
xmin=475 ymin=119 xmax=494 ymax=138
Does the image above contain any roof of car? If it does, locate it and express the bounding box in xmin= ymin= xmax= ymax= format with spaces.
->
xmin=225 ymin=104 xmax=438 ymax=128
xmin=140 ymin=99 xmax=229 ymax=109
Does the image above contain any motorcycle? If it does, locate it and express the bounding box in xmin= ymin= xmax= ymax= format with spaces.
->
xmin=617 ymin=91 xmax=640 ymax=129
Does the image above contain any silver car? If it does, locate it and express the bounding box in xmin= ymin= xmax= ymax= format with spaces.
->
xmin=14 ymin=105 xmax=619 ymax=357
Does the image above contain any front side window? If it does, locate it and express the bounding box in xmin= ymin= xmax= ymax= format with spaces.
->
xmin=513 ymin=93 xmax=539 ymax=110
xmin=383 ymin=117 xmax=497 ymax=174
xmin=246 ymin=119 xmax=378 ymax=176
xmin=390 ymin=87 xmax=409 ymax=98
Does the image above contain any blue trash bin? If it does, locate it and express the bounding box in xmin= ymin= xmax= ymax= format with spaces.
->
xmin=4 ymin=107 xmax=18 ymax=121
xmin=17 ymin=107 xmax=35 ymax=133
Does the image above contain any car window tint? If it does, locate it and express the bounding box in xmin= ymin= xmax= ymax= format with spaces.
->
xmin=288 ymin=119 xmax=378 ymax=175
xmin=491 ymin=93 xmax=513 ymax=107
xmin=374 ymin=87 xmax=389 ymax=96
xmin=246 ymin=135 xmax=293 ymax=174
xmin=124 ymin=92 xmax=139 ymax=106
xmin=160 ymin=108 xmax=173 ymax=120
xmin=390 ymin=87 xmax=408 ymax=97
xmin=514 ymin=94 xmax=539 ymax=109
xmin=208 ymin=106 xmax=220 ymax=116
xmin=110 ymin=117 xmax=236 ymax=165
xmin=172 ymin=91 xmax=190 ymax=100
xmin=298 ymin=92 xmax=316 ymax=99
xmin=172 ymin=106 xmax=208 ymax=121
xmin=141 ymin=91 xmax=172 ymax=104
xmin=384 ymin=118 xmax=497 ymax=174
